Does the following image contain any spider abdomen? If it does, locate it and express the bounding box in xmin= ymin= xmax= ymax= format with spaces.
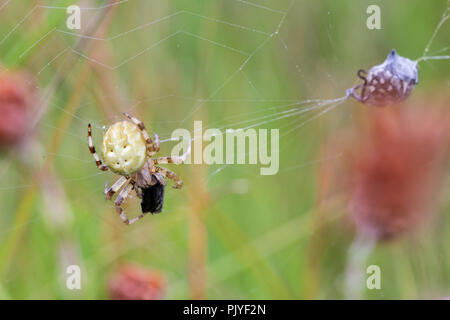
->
xmin=102 ymin=120 xmax=147 ymax=175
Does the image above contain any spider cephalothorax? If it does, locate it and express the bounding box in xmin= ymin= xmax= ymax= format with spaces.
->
xmin=88 ymin=113 xmax=189 ymax=225
xmin=346 ymin=49 xmax=418 ymax=106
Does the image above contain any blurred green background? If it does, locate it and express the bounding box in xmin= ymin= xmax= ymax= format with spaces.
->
xmin=0 ymin=0 xmax=449 ymax=299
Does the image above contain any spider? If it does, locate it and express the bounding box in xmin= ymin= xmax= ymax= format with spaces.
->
xmin=88 ymin=112 xmax=189 ymax=225
xmin=346 ymin=49 xmax=418 ymax=106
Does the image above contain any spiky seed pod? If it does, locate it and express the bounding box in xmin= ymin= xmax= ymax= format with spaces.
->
xmin=347 ymin=50 xmax=418 ymax=106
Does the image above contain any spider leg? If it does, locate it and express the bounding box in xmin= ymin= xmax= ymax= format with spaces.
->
xmin=151 ymin=142 xmax=191 ymax=165
xmin=114 ymin=182 xmax=147 ymax=225
xmin=105 ymin=176 xmax=129 ymax=200
xmin=135 ymin=188 xmax=143 ymax=199
xmin=130 ymin=180 xmax=143 ymax=199
xmin=153 ymin=172 xmax=167 ymax=186
xmin=88 ymin=124 xmax=108 ymax=171
xmin=122 ymin=112 xmax=159 ymax=156
xmin=145 ymin=133 xmax=160 ymax=157
xmin=154 ymin=166 xmax=183 ymax=189
xmin=153 ymin=134 xmax=160 ymax=153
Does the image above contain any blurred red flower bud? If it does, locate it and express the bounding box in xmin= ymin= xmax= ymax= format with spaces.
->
xmin=0 ymin=70 xmax=36 ymax=147
xmin=320 ymin=97 xmax=450 ymax=241
xmin=107 ymin=264 xmax=165 ymax=300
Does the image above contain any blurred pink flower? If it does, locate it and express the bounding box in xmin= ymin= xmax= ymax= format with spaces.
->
xmin=0 ymin=71 xmax=35 ymax=147
xmin=348 ymin=105 xmax=450 ymax=239
xmin=319 ymin=97 xmax=450 ymax=241
xmin=108 ymin=264 xmax=165 ymax=300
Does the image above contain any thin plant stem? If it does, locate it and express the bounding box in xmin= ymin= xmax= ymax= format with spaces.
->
xmin=345 ymin=233 xmax=376 ymax=299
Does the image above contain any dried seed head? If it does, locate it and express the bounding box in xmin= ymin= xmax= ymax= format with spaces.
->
xmin=107 ymin=264 xmax=165 ymax=300
xmin=101 ymin=120 xmax=147 ymax=175
xmin=348 ymin=50 xmax=419 ymax=106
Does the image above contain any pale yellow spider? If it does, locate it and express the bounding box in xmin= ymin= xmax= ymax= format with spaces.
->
xmin=88 ymin=112 xmax=189 ymax=225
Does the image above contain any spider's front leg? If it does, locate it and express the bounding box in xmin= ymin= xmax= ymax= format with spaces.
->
xmin=154 ymin=166 xmax=183 ymax=189
xmin=152 ymin=155 xmax=184 ymax=165
xmin=151 ymin=142 xmax=191 ymax=165
xmin=115 ymin=182 xmax=147 ymax=225
xmin=145 ymin=133 xmax=160 ymax=157
xmin=88 ymin=124 xmax=108 ymax=171
xmin=122 ymin=112 xmax=159 ymax=156
xmin=152 ymin=134 xmax=160 ymax=154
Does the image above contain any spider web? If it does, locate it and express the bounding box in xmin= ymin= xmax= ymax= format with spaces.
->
xmin=0 ymin=0 xmax=449 ymax=297
xmin=0 ymin=0 xmax=347 ymax=187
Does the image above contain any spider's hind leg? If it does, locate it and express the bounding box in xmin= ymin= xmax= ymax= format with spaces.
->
xmin=105 ymin=176 xmax=129 ymax=200
xmin=122 ymin=112 xmax=159 ymax=156
xmin=88 ymin=124 xmax=108 ymax=171
xmin=115 ymin=182 xmax=147 ymax=225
